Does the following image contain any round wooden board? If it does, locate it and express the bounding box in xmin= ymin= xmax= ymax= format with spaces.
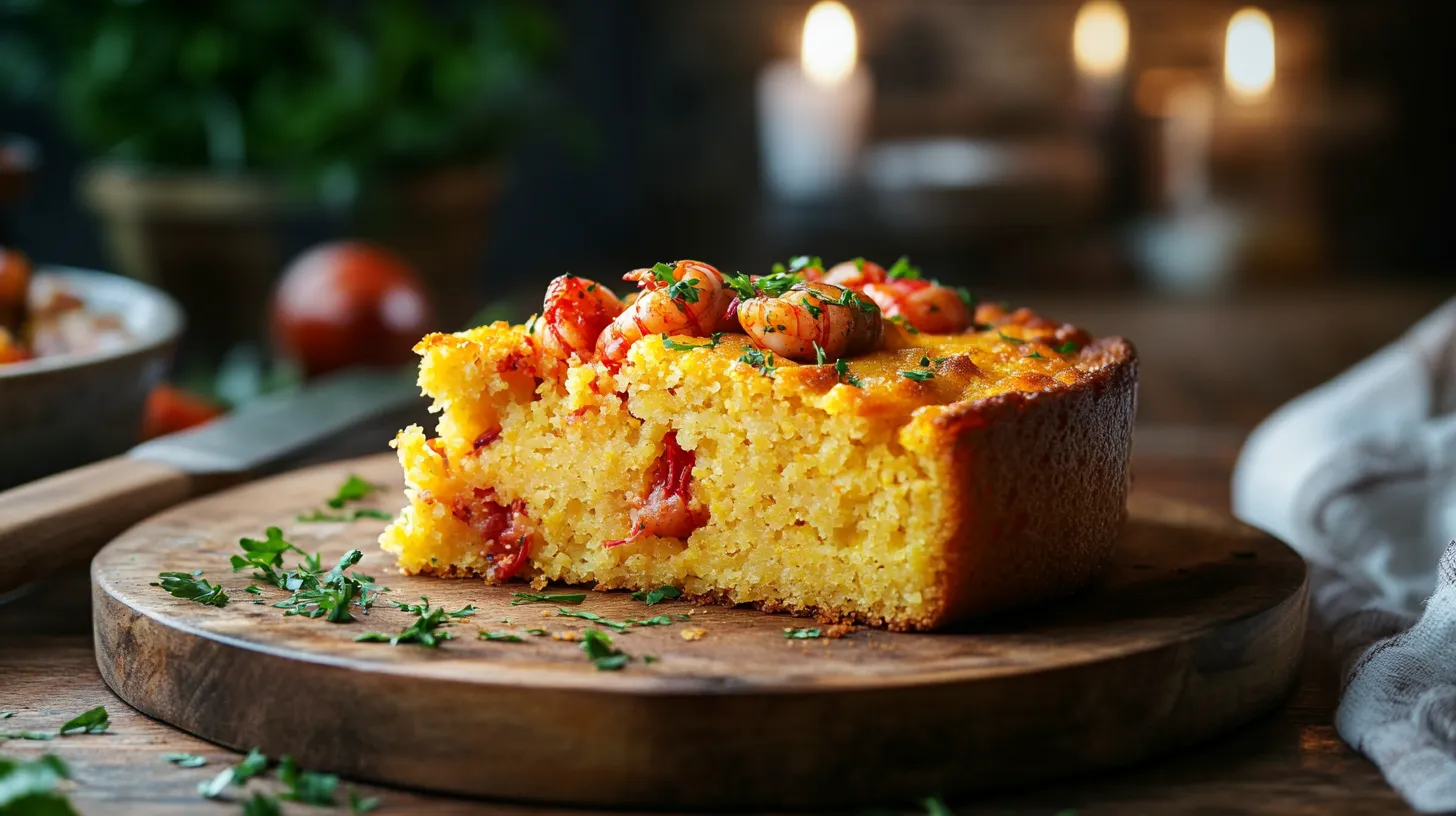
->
xmin=93 ymin=454 xmax=1308 ymax=810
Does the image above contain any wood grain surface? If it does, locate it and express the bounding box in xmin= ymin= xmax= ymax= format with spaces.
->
xmin=90 ymin=453 xmax=1307 ymax=809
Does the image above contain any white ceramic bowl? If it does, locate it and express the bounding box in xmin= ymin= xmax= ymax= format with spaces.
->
xmin=0 ymin=268 xmax=183 ymax=489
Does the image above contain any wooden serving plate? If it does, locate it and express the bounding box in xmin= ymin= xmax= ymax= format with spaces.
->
xmin=93 ymin=454 xmax=1307 ymax=810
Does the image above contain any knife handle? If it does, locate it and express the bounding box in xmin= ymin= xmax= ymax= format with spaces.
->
xmin=0 ymin=457 xmax=198 ymax=595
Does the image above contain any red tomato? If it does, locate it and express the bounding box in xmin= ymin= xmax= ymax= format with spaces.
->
xmin=142 ymin=384 xmax=225 ymax=440
xmin=271 ymin=241 xmax=434 ymax=377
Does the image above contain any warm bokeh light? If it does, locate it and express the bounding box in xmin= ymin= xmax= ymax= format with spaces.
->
xmin=1072 ymin=1 xmax=1129 ymax=80
xmin=1224 ymin=7 xmax=1276 ymax=100
xmin=801 ymin=1 xmax=858 ymax=86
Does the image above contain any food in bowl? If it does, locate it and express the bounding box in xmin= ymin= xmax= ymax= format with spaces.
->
xmin=0 ymin=248 xmax=132 ymax=364
xmin=380 ymin=257 xmax=1136 ymax=630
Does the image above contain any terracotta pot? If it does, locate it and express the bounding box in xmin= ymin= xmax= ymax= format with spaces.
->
xmin=81 ymin=163 xmax=283 ymax=365
xmin=356 ymin=164 xmax=501 ymax=330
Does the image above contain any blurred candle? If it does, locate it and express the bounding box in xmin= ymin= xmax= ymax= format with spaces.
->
xmin=757 ymin=1 xmax=872 ymax=199
xmin=1224 ymin=7 xmax=1275 ymax=102
xmin=1073 ymin=1 xmax=1129 ymax=83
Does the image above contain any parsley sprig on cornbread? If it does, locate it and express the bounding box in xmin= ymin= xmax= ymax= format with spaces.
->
xmin=383 ymin=255 xmax=1136 ymax=630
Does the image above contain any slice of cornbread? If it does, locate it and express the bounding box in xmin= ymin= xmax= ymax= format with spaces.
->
xmin=381 ymin=302 xmax=1136 ymax=631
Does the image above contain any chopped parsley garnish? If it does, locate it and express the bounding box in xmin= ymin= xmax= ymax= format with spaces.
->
xmin=0 ymin=730 xmax=54 ymax=741
xmin=814 ymin=343 xmax=827 ymax=365
xmin=887 ymin=255 xmax=922 ymax=280
xmin=271 ymin=549 xmax=385 ymax=623
xmin=162 ymin=753 xmax=207 ymax=768
xmin=784 ymin=627 xmax=823 ymax=639
xmin=660 ymin=334 xmax=719 ymax=352
xmin=58 ymin=707 xmax=108 ymax=735
xmin=832 ymin=286 xmax=878 ymax=314
xmin=833 ymin=358 xmax=865 ymax=388
xmin=665 ymin=276 xmax=701 ymax=304
xmin=754 ymin=271 xmax=803 ymax=298
xmin=955 ymin=287 xmax=975 ymax=308
xmin=900 ymin=370 xmax=935 ymax=382
xmin=1026 ymin=350 xmax=1045 ymax=359
xmin=581 ymin=629 xmax=629 ymax=671
xmin=771 ymin=255 xmax=822 ymax=276
xmin=327 ymin=475 xmax=379 ymax=509
xmin=296 ymin=508 xmax=393 ymax=523
xmin=631 ymin=585 xmax=682 ymax=605
xmin=919 ymin=355 xmax=931 ymax=366
xmin=888 ymin=315 xmax=920 ymax=334
xmin=852 ymin=256 xmax=867 ymax=272
xmin=278 ymin=755 xmax=338 ymax=806
xmin=354 ymin=598 xmax=473 ymax=648
xmin=724 ymin=271 xmax=757 ymax=300
xmin=801 ymin=297 xmax=823 ymax=319
xmin=650 ymin=261 xmax=677 ymax=284
xmin=152 ymin=571 xmax=229 ymax=608
xmin=479 ymin=631 xmax=524 ymax=642
xmin=510 ymin=591 xmax=586 ymax=606
xmin=231 ymin=527 xmax=304 ymax=587
xmin=1057 ymin=341 xmax=1079 ymax=354
xmin=997 ymin=331 xmax=1027 ymax=345
xmin=199 ymin=748 xmax=269 ymax=799
xmin=557 ymin=608 xmax=631 ymax=633
xmin=0 ymin=755 xmax=74 ymax=811
xmin=737 ymin=347 xmax=777 ymax=377
xmin=628 ymin=614 xmax=689 ymax=627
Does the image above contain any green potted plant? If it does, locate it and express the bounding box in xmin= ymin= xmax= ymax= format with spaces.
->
xmin=0 ymin=0 xmax=559 ymax=357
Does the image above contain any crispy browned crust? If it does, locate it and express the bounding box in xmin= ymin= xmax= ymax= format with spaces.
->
xmin=406 ymin=338 xmax=1137 ymax=632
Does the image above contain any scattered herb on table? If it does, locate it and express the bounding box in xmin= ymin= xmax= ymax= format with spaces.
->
xmin=557 ymin=608 xmax=632 ymax=633
xmin=899 ymin=370 xmax=934 ymax=382
xmin=784 ymin=627 xmax=823 ymax=639
xmin=349 ymin=790 xmax=383 ymax=814
xmin=525 ymin=628 xmax=548 ymax=636
xmin=510 ymin=591 xmax=586 ymax=606
xmin=152 ymin=571 xmax=229 ymax=608
xmin=0 ymin=754 xmax=76 ymax=813
xmin=278 ymin=755 xmax=338 ymax=805
xmin=631 ymin=586 xmax=682 ymax=605
xmin=480 ymin=631 xmax=524 ymax=642
xmin=272 ymin=549 xmax=385 ymax=623
xmin=243 ymin=793 xmax=281 ymax=816
xmin=643 ymin=654 xmax=659 ymax=664
xmin=355 ymin=598 xmax=474 ymax=648
xmin=0 ymin=711 xmax=12 ymax=719
xmin=58 ymin=706 xmax=108 ymax=735
xmin=0 ymin=729 xmax=54 ymax=740
xmin=199 ymin=747 xmax=269 ymax=799
xmin=162 ymin=752 xmax=207 ymax=768
xmin=231 ymin=527 xmax=305 ymax=587
xmin=581 ymin=629 xmax=629 ymax=671
xmin=328 ymin=475 xmax=380 ymax=508
xmin=921 ymin=795 xmax=953 ymax=816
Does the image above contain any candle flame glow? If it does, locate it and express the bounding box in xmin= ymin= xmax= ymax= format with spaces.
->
xmin=802 ymin=1 xmax=857 ymax=86
xmin=1072 ymin=1 xmax=1129 ymax=80
xmin=1224 ymin=7 xmax=1275 ymax=101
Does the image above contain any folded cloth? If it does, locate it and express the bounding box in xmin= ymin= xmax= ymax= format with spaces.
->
xmin=1234 ymin=297 xmax=1456 ymax=813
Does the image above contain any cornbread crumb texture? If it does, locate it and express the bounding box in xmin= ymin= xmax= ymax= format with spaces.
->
xmin=381 ymin=316 xmax=1136 ymax=630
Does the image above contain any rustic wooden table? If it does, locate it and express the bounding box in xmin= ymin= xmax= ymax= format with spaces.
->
xmin=4 ymin=287 xmax=1445 ymax=814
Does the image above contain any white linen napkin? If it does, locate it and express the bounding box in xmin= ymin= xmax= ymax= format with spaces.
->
xmin=1234 ymin=296 xmax=1456 ymax=813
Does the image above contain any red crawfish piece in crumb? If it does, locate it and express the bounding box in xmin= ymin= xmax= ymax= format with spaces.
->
xmin=449 ymin=487 xmax=537 ymax=580
xmin=604 ymin=430 xmax=708 ymax=548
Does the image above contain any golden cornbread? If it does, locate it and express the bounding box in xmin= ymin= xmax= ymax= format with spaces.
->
xmin=381 ymin=303 xmax=1137 ymax=631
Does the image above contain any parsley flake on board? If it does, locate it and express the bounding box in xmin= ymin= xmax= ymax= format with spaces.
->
xmin=631 ymin=585 xmax=682 ymax=605
xmin=581 ymin=629 xmax=629 ymax=670
xmin=355 ymin=598 xmax=474 ymax=648
xmin=162 ymin=753 xmax=207 ymax=768
xmin=784 ymin=627 xmax=823 ymax=639
xmin=628 ymin=615 xmax=689 ymax=627
xmin=643 ymin=654 xmax=660 ymax=664
xmin=900 ymin=370 xmax=935 ymax=382
xmin=152 ymin=571 xmax=229 ymax=608
xmin=0 ymin=754 xmax=75 ymax=812
xmin=327 ymin=475 xmax=380 ymax=509
xmin=510 ymin=591 xmax=586 ymax=606
xmin=230 ymin=527 xmax=304 ymax=587
xmin=297 ymin=508 xmax=393 ymax=523
xmin=58 ymin=707 xmax=108 ymax=735
xmin=0 ymin=730 xmax=54 ymax=741
xmin=270 ymin=549 xmax=385 ymax=623
xmin=921 ymin=795 xmax=953 ymax=816
xmin=557 ymin=608 xmax=631 ymax=633
xmin=350 ymin=790 xmax=383 ymax=814
xmin=661 ymin=334 xmax=719 ymax=352
xmin=243 ymin=793 xmax=281 ymax=816
xmin=887 ymin=255 xmax=922 ymax=280
xmin=525 ymin=628 xmax=549 ymax=636
xmin=0 ymin=711 xmax=11 ymax=719
xmin=1057 ymin=341 xmax=1080 ymax=354
xmin=479 ymin=631 xmax=524 ymax=642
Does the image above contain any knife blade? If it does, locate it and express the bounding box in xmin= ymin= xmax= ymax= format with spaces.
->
xmin=0 ymin=368 xmax=425 ymax=595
